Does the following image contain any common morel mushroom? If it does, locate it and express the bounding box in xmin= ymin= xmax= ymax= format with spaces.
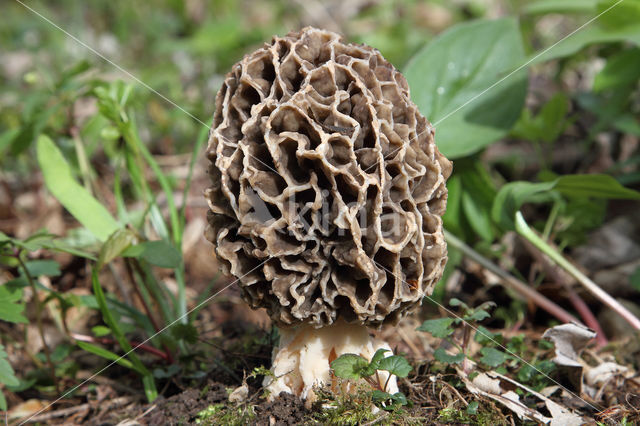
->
xmin=205 ymin=27 xmax=452 ymax=401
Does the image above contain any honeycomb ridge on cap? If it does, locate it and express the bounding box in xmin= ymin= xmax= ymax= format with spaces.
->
xmin=205 ymin=27 xmax=452 ymax=328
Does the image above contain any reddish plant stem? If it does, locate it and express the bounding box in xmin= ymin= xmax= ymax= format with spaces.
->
xmin=566 ymin=288 xmax=608 ymax=347
xmin=444 ymin=231 xmax=579 ymax=324
xmin=124 ymin=259 xmax=175 ymax=364
xmin=521 ymin=237 xmax=608 ymax=346
xmin=71 ymin=333 xmax=170 ymax=362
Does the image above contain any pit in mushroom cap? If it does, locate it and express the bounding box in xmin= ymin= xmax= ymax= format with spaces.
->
xmin=205 ymin=26 xmax=452 ymax=399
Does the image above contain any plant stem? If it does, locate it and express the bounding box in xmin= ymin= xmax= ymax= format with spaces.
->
xmin=71 ymin=333 xmax=171 ymax=362
xmin=15 ymin=252 xmax=59 ymax=392
xmin=125 ymin=259 xmax=175 ymax=364
xmin=444 ymin=230 xmax=579 ymax=324
xmin=515 ymin=212 xmax=640 ymax=330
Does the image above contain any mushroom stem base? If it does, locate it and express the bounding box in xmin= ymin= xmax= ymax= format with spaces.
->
xmin=264 ymin=320 xmax=398 ymax=402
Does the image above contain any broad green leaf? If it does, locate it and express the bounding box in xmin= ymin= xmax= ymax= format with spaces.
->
xmin=371 ymin=390 xmax=409 ymax=410
xmin=467 ymin=400 xmax=480 ymax=414
xmin=593 ymin=48 xmax=640 ymax=92
xmin=330 ymin=353 xmax=369 ymax=380
xmin=76 ymin=341 xmax=137 ymax=371
xmin=364 ymin=348 xmax=390 ymax=375
xmin=479 ymin=347 xmax=511 ymax=367
xmin=0 ymin=344 xmax=19 ymax=388
xmin=442 ymin=174 xmax=462 ymax=234
xmin=24 ymin=259 xmax=61 ymax=277
xmin=433 ymin=348 xmax=465 ymax=364
xmin=0 ymin=285 xmax=28 ymax=324
xmin=37 ymin=135 xmax=120 ymax=242
xmin=597 ymin=0 xmax=640 ymax=29
xmin=512 ymin=93 xmax=570 ymax=143
xmin=613 ymin=115 xmax=640 ymax=136
xmin=474 ymin=326 xmax=503 ymax=345
xmin=461 ymin=191 xmax=494 ymax=242
xmin=554 ymin=174 xmax=640 ymax=199
xmin=523 ymin=0 xmax=597 ymax=14
xmin=417 ymin=318 xmax=456 ymax=338
xmin=122 ymin=240 xmax=182 ymax=269
xmin=97 ymin=228 xmax=137 ymax=270
xmin=404 ymin=18 xmax=527 ymax=158
xmin=491 ymin=181 xmax=558 ymax=230
xmin=449 ymin=297 xmax=468 ymax=309
xmin=0 ymin=391 xmax=5 ymax=412
xmin=493 ymin=174 xmax=640 ymax=231
xmin=377 ymin=355 xmax=412 ymax=378
xmin=465 ymin=309 xmax=491 ymax=322
xmin=529 ymin=24 xmax=640 ymax=64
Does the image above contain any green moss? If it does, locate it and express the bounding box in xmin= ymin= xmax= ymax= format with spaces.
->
xmin=195 ymin=403 xmax=255 ymax=426
xmin=309 ymin=384 xmax=416 ymax=426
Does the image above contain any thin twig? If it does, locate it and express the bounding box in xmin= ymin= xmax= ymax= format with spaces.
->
xmin=444 ymin=230 xmax=580 ymax=324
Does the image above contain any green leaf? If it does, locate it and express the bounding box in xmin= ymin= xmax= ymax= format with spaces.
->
xmin=449 ymin=298 xmax=468 ymax=309
xmin=593 ymin=48 xmax=640 ymax=92
xmin=368 ymin=348 xmax=389 ymax=370
xmin=433 ymin=348 xmax=465 ymax=364
xmin=493 ymin=174 xmax=640 ymax=231
xmin=491 ymin=181 xmax=559 ymax=231
xmin=171 ymin=323 xmax=198 ymax=344
xmin=0 ymin=391 xmax=5 ymax=412
xmin=97 ymin=228 xmax=137 ymax=270
xmin=404 ymin=18 xmax=527 ymax=158
xmin=77 ymin=341 xmax=136 ymax=371
xmin=630 ymin=267 xmax=640 ymax=292
xmin=479 ymin=347 xmax=511 ymax=367
xmin=37 ymin=135 xmax=120 ymax=242
xmin=331 ymin=353 xmax=369 ymax=380
xmin=377 ymin=355 xmax=412 ymax=378
xmin=461 ymin=191 xmax=494 ymax=242
xmin=371 ymin=390 xmax=409 ymax=410
xmin=523 ymin=0 xmax=597 ymax=14
xmin=0 ymin=344 xmax=19 ymax=388
xmin=465 ymin=309 xmax=491 ymax=322
xmin=597 ymin=0 xmax=640 ymax=29
xmin=474 ymin=326 xmax=503 ymax=346
xmin=153 ymin=364 xmax=181 ymax=379
xmin=555 ymin=174 xmax=640 ymax=200
xmin=417 ymin=318 xmax=456 ymax=338
xmin=24 ymin=259 xmax=61 ymax=277
xmin=122 ymin=240 xmax=182 ymax=269
xmin=91 ymin=325 xmax=112 ymax=337
xmin=0 ymin=285 xmax=28 ymax=324
xmin=529 ymin=24 xmax=640 ymax=64
xmin=91 ymin=269 xmax=157 ymax=401
xmin=467 ymin=400 xmax=479 ymax=415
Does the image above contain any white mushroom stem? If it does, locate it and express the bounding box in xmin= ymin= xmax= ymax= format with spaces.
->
xmin=264 ymin=320 xmax=399 ymax=402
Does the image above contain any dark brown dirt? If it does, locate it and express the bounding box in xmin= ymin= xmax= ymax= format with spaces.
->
xmin=142 ymin=384 xmax=307 ymax=425
xmin=146 ymin=382 xmax=229 ymax=425
xmin=253 ymin=392 xmax=309 ymax=425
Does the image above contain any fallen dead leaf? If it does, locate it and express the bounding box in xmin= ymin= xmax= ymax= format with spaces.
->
xmin=8 ymin=399 xmax=48 ymax=421
xmin=459 ymin=369 xmax=588 ymax=425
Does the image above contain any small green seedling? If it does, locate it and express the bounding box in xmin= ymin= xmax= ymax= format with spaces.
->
xmin=418 ymin=298 xmax=496 ymax=366
xmin=330 ymin=348 xmax=412 ymax=410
